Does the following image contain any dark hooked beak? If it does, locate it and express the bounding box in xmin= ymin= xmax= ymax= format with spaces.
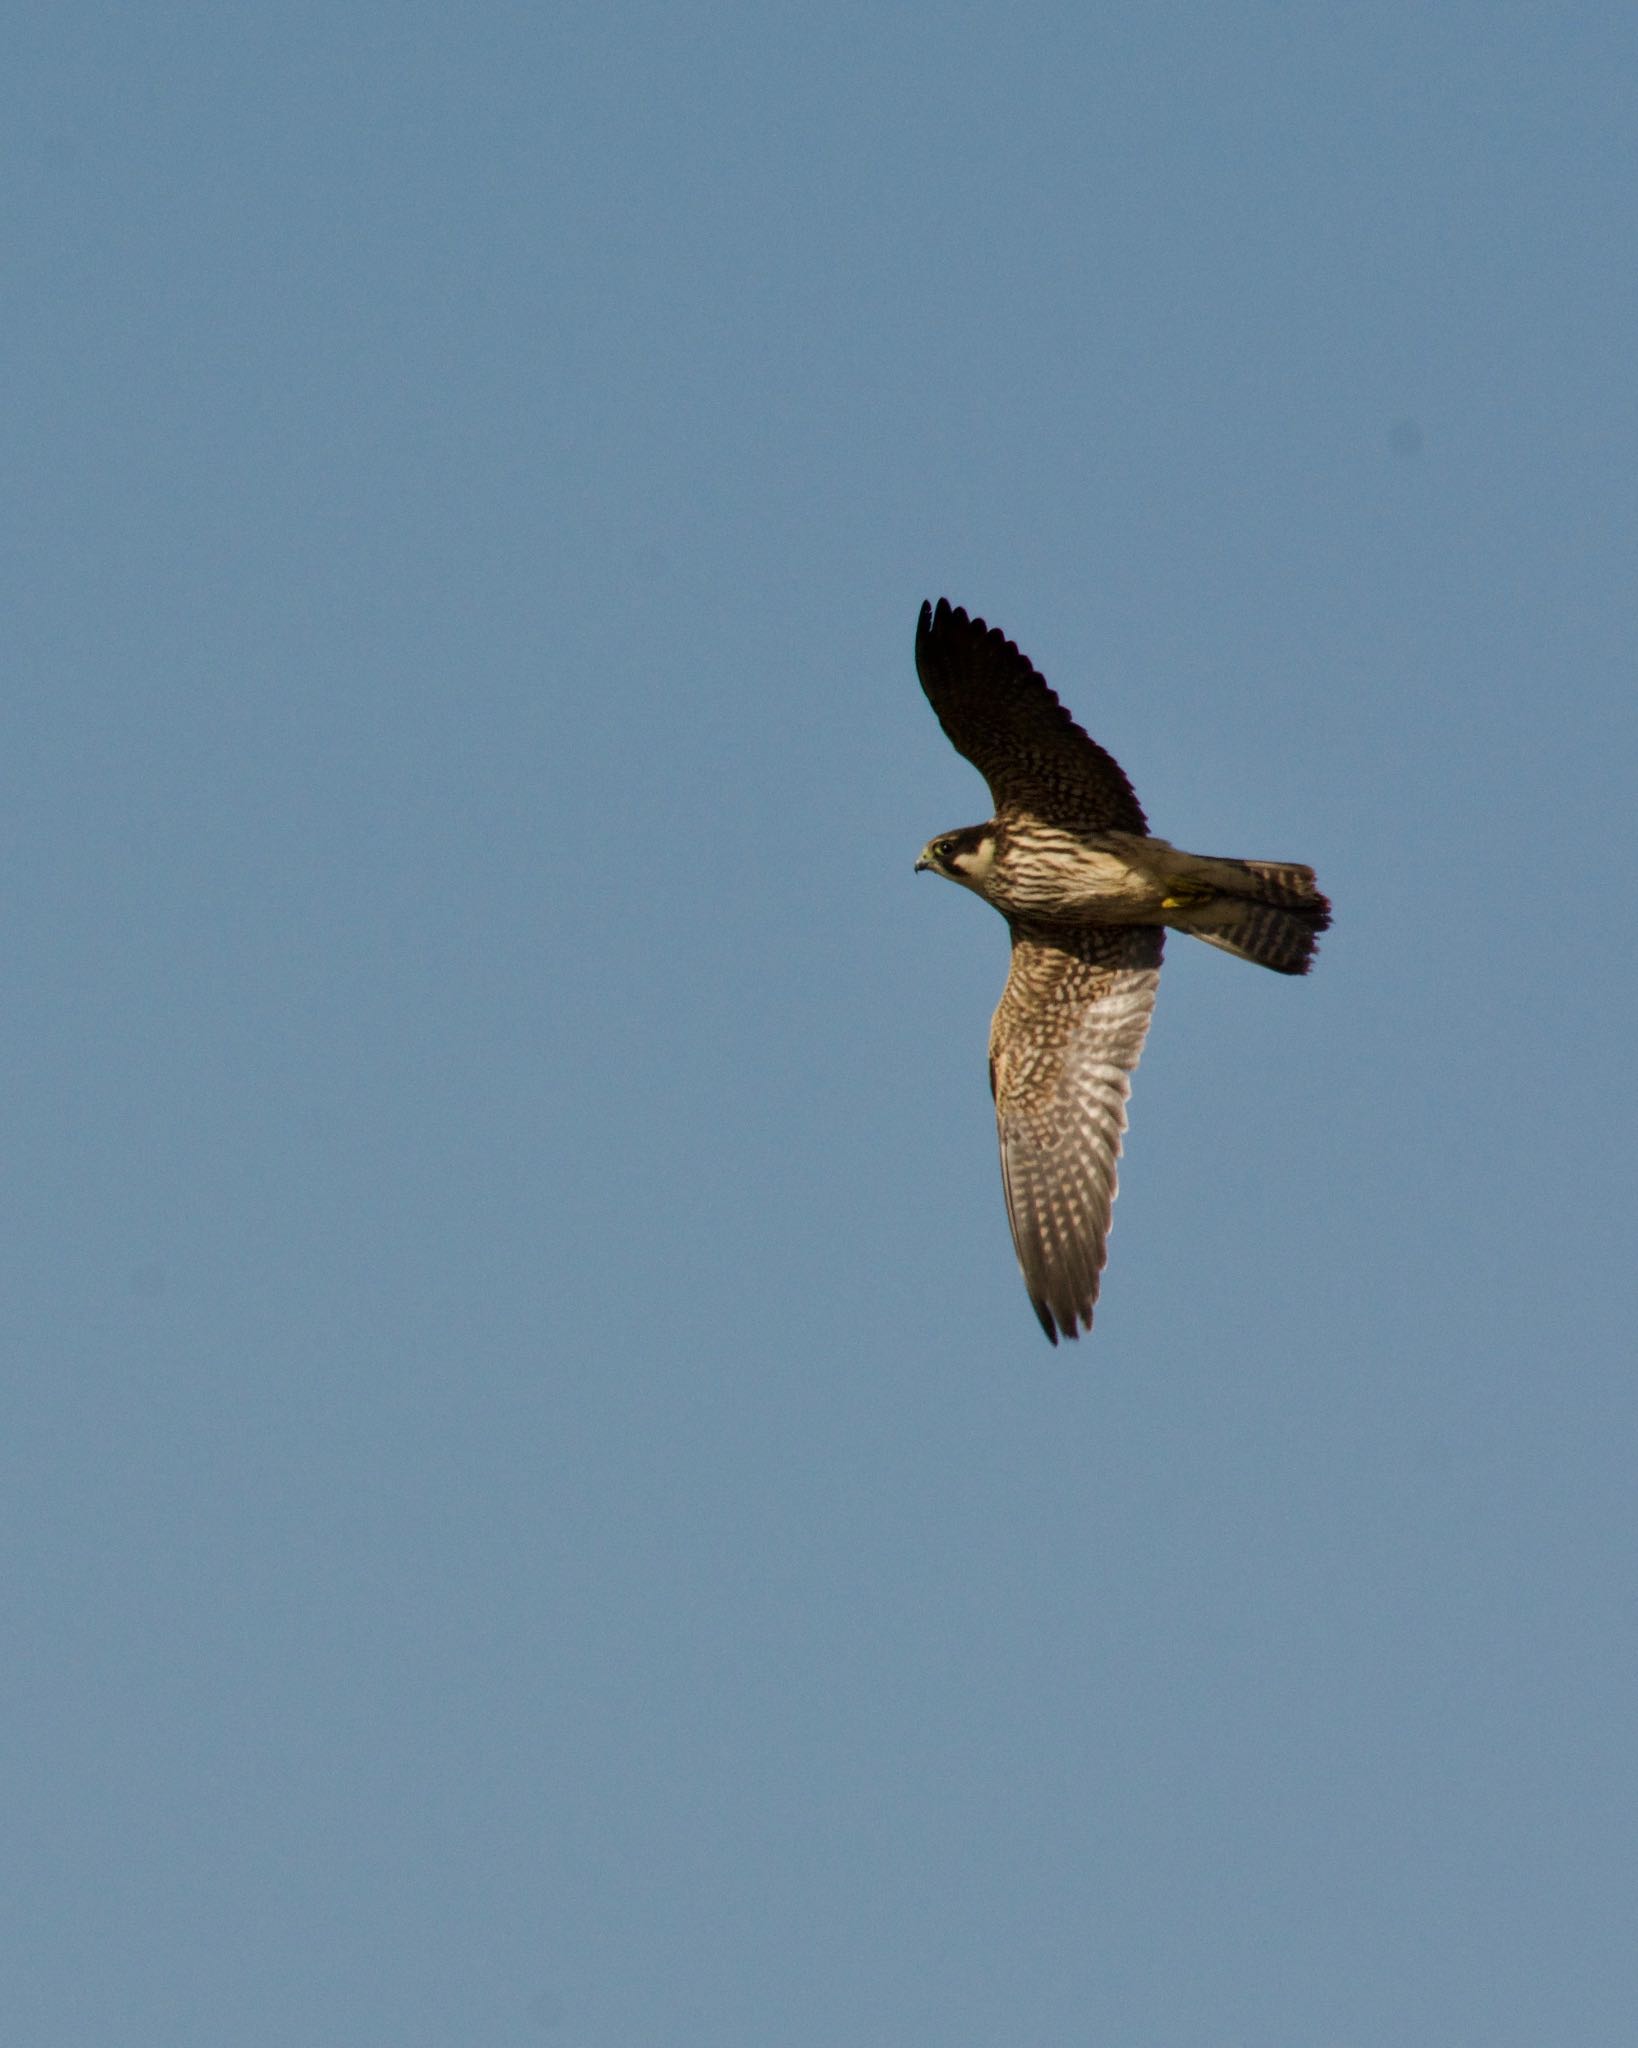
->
xmin=913 ymin=854 xmax=932 ymax=873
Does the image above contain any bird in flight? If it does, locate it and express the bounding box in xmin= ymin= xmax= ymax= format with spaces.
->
xmin=915 ymin=599 xmax=1330 ymax=1344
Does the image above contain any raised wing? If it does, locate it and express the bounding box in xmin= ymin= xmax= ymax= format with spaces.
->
xmin=916 ymin=599 xmax=1148 ymax=834
xmin=989 ymin=922 xmax=1164 ymax=1342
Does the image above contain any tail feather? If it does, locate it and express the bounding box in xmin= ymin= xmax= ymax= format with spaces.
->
xmin=1236 ymin=859 xmax=1328 ymax=905
xmin=1166 ymin=857 xmax=1331 ymax=975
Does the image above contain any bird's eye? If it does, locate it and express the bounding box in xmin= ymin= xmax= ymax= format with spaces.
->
xmin=937 ymin=840 xmax=955 ymax=861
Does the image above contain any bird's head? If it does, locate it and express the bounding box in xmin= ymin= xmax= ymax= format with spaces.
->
xmin=914 ymin=824 xmax=998 ymax=892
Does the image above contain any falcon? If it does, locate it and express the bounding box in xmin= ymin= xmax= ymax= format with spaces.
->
xmin=915 ymin=599 xmax=1330 ymax=1343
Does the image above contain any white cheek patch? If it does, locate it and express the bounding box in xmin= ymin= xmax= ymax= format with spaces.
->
xmin=954 ymin=839 xmax=997 ymax=883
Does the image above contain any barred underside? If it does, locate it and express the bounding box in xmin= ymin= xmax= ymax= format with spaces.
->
xmin=990 ymin=923 xmax=1164 ymax=1343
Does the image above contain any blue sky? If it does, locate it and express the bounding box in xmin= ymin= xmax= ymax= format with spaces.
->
xmin=7 ymin=5 xmax=1637 ymax=2043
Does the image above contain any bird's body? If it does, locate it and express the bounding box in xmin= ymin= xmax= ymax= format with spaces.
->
xmin=914 ymin=599 xmax=1330 ymax=1343
xmin=923 ymin=819 xmax=1282 ymax=922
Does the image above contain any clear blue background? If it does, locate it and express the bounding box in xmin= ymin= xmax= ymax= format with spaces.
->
xmin=7 ymin=5 xmax=1635 ymax=2043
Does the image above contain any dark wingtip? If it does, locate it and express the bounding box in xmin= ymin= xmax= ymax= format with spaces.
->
xmin=916 ymin=597 xmax=948 ymax=640
xmin=919 ymin=597 xmax=1037 ymax=683
xmin=917 ymin=596 xmax=973 ymax=646
xmin=1032 ymin=1297 xmax=1094 ymax=1345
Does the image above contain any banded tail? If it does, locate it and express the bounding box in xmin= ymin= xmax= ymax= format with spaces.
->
xmin=1162 ymin=856 xmax=1332 ymax=976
